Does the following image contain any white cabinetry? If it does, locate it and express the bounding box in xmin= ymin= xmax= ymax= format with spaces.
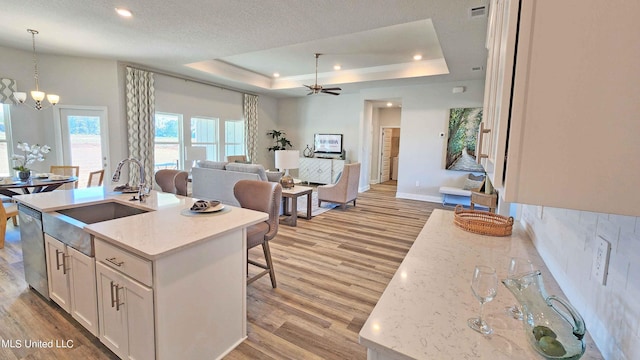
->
xmin=44 ymin=234 xmax=99 ymax=336
xmin=94 ymin=228 xmax=247 ymax=359
xmin=95 ymin=239 xmax=154 ymax=360
xmin=478 ymin=0 xmax=640 ymax=216
xmin=96 ymin=262 xmax=154 ymax=360
xmin=299 ymin=158 xmax=345 ymax=184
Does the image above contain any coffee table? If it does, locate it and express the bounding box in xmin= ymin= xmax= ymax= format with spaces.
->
xmin=280 ymin=185 xmax=313 ymax=227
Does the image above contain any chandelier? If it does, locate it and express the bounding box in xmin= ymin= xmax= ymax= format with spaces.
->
xmin=13 ymin=29 xmax=60 ymax=110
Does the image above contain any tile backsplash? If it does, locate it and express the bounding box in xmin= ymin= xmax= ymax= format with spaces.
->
xmin=520 ymin=205 xmax=640 ymax=360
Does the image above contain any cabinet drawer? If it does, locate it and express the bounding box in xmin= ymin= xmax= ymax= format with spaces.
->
xmin=95 ymin=239 xmax=152 ymax=287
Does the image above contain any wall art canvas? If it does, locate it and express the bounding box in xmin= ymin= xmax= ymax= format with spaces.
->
xmin=445 ymin=107 xmax=485 ymax=172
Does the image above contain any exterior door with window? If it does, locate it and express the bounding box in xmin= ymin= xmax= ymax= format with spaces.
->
xmin=57 ymin=107 xmax=109 ymax=188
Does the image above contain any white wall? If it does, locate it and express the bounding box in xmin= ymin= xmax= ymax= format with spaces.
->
xmin=278 ymin=79 xmax=485 ymax=201
xmin=521 ymin=206 xmax=639 ymax=359
xmin=277 ymin=93 xmax=362 ymax=172
xmin=0 ymin=45 xmax=125 ymax=177
xmin=0 ymin=46 xmax=280 ymax=180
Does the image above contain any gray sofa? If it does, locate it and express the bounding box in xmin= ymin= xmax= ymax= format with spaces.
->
xmin=191 ymin=161 xmax=282 ymax=206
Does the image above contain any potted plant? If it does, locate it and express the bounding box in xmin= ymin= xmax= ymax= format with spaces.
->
xmin=12 ymin=142 xmax=51 ymax=181
xmin=267 ymin=130 xmax=293 ymax=151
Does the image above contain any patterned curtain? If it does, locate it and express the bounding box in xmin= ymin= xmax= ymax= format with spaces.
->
xmin=243 ymin=94 xmax=258 ymax=163
xmin=0 ymin=78 xmax=18 ymax=104
xmin=125 ymin=67 xmax=155 ymax=187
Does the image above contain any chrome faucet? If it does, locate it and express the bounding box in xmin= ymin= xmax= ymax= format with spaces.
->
xmin=112 ymin=158 xmax=147 ymax=201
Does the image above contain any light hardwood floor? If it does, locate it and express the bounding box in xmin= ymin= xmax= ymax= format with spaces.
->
xmin=0 ymin=183 xmax=445 ymax=359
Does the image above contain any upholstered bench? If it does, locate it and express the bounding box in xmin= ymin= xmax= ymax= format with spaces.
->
xmin=439 ymin=173 xmax=487 ymax=208
xmin=439 ymin=186 xmax=473 ymax=207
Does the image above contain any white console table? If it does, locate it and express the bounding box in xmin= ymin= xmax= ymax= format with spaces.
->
xmin=298 ymin=157 xmax=344 ymax=184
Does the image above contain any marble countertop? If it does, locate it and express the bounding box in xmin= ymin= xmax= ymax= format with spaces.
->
xmin=14 ymin=187 xmax=268 ymax=260
xmin=358 ymin=209 xmax=603 ymax=360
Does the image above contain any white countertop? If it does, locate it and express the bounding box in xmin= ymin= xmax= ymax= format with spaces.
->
xmin=358 ymin=209 xmax=603 ymax=360
xmin=15 ymin=187 xmax=268 ymax=260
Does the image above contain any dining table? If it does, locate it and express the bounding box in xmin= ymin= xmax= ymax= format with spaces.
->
xmin=0 ymin=176 xmax=78 ymax=198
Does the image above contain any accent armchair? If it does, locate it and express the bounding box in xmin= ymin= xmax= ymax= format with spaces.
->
xmin=317 ymin=163 xmax=361 ymax=209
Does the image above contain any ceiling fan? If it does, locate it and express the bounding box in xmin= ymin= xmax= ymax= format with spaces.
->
xmin=304 ymin=53 xmax=341 ymax=96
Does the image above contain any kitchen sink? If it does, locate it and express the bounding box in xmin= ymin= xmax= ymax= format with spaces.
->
xmin=56 ymin=201 xmax=149 ymax=224
xmin=43 ymin=201 xmax=151 ymax=256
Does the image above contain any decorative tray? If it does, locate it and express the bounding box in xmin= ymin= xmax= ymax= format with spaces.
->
xmin=453 ymin=205 xmax=514 ymax=237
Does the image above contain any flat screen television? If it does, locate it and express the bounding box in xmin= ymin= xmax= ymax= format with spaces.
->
xmin=314 ymin=134 xmax=343 ymax=155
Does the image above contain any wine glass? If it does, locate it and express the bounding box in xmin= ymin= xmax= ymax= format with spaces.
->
xmin=505 ymin=257 xmax=535 ymax=319
xmin=467 ymin=265 xmax=498 ymax=335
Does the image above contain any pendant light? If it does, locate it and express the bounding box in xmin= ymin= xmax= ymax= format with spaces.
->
xmin=13 ymin=29 xmax=60 ymax=110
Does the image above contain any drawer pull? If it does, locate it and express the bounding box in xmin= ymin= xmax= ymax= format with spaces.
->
xmin=106 ymin=257 xmax=124 ymax=267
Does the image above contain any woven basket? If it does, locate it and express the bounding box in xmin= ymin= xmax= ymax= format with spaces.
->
xmin=453 ymin=205 xmax=514 ymax=237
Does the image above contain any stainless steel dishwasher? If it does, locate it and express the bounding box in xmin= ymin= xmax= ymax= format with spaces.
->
xmin=18 ymin=203 xmax=49 ymax=299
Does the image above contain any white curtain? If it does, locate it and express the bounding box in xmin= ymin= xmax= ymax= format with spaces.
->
xmin=125 ymin=67 xmax=155 ymax=187
xmin=243 ymin=94 xmax=258 ymax=163
xmin=0 ymin=78 xmax=18 ymax=104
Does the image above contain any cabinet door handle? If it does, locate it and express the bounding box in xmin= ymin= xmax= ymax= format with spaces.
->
xmin=115 ymin=284 xmax=124 ymax=311
xmin=106 ymin=257 xmax=124 ymax=267
xmin=476 ymin=122 xmax=491 ymax=164
xmin=62 ymin=254 xmax=68 ymax=275
xmin=110 ymin=281 xmax=124 ymax=311
xmin=110 ymin=281 xmax=116 ymax=308
xmin=55 ymin=249 xmax=63 ymax=271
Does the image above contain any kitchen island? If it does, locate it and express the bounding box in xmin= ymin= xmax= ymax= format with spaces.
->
xmin=15 ymin=187 xmax=268 ymax=360
xmin=359 ymin=209 xmax=603 ymax=360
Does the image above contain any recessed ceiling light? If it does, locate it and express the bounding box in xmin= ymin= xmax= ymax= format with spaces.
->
xmin=333 ymin=65 xmax=341 ymax=71
xmin=413 ymin=54 xmax=423 ymax=61
xmin=273 ymin=72 xmax=280 ymax=78
xmin=115 ymin=8 xmax=133 ymax=17
xmin=387 ymin=102 xmax=393 ymax=107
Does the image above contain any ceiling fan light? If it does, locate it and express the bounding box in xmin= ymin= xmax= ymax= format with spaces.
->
xmin=31 ymin=90 xmax=45 ymax=102
xmin=47 ymin=94 xmax=60 ymax=105
xmin=13 ymin=92 xmax=27 ymax=103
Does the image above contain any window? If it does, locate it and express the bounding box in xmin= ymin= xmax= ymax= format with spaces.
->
xmin=191 ymin=117 xmax=218 ymax=161
xmin=154 ymin=112 xmax=182 ymax=170
xmin=0 ymin=105 xmax=13 ymax=176
xmin=224 ymin=119 xmax=245 ymax=158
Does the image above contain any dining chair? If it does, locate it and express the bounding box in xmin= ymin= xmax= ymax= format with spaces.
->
xmin=155 ymin=169 xmax=189 ymax=196
xmin=233 ymin=180 xmax=282 ymax=288
xmin=0 ymin=201 xmax=18 ymax=249
xmin=50 ymin=165 xmax=80 ymax=189
xmin=226 ymin=155 xmax=247 ymax=163
xmin=87 ymin=169 xmax=105 ymax=187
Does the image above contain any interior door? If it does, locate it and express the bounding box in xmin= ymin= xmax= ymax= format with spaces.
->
xmin=56 ymin=107 xmax=109 ymax=188
xmin=379 ymin=128 xmax=392 ymax=183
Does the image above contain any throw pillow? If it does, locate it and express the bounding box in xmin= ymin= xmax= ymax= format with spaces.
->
xmin=468 ymin=173 xmax=485 ymax=181
xmin=462 ymin=178 xmax=485 ymax=190
xmin=265 ymin=171 xmax=283 ymax=182
xmin=197 ymin=160 xmax=227 ymax=170
xmin=225 ymin=163 xmax=268 ymax=181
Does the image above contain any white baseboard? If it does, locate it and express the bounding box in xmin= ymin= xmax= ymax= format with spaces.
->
xmin=395 ymin=192 xmax=442 ymax=203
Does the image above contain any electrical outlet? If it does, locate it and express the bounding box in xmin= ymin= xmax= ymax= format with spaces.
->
xmin=415 ymin=181 xmax=420 ymax=187
xmin=592 ymin=236 xmax=611 ymax=286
